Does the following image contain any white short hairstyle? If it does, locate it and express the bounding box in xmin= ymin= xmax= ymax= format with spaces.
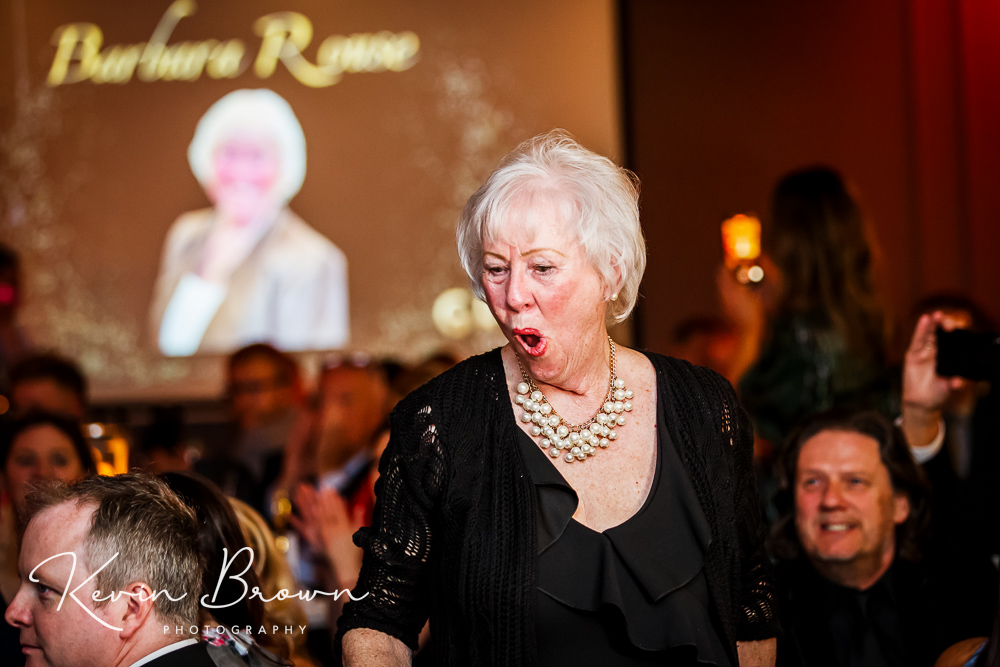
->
xmin=456 ymin=130 xmax=646 ymax=324
xmin=187 ymin=89 xmax=307 ymax=203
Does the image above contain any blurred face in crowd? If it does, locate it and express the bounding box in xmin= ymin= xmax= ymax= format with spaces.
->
xmin=12 ymin=380 xmax=84 ymax=420
xmin=5 ymin=502 xmax=119 ymax=667
xmin=317 ymin=366 xmax=388 ymax=464
xmin=229 ymin=355 xmax=295 ymax=430
xmin=209 ymin=130 xmax=283 ymax=225
xmin=3 ymin=425 xmax=87 ymax=515
xmin=794 ymin=430 xmax=910 ymax=586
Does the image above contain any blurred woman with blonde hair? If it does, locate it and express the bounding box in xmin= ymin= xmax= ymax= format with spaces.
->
xmin=231 ymin=498 xmax=315 ymax=666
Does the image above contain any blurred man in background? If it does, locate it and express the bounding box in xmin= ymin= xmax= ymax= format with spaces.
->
xmin=9 ymin=354 xmax=87 ymax=419
xmin=899 ymin=296 xmax=1000 ymax=616
xmin=200 ymin=343 xmax=308 ymax=513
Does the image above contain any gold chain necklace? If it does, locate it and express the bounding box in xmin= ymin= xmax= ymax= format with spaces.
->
xmin=515 ymin=337 xmax=633 ymax=463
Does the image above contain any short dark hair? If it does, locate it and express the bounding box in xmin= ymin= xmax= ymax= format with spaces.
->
xmin=24 ymin=473 xmax=203 ymax=627
xmin=1 ymin=411 xmax=97 ymax=476
xmin=228 ymin=343 xmax=298 ymax=386
xmin=768 ymin=409 xmax=931 ymax=563
xmin=10 ymin=354 xmax=88 ymax=406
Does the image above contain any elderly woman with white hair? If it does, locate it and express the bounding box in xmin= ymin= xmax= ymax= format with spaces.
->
xmin=150 ymin=88 xmax=348 ymax=356
xmin=337 ymin=131 xmax=779 ymax=666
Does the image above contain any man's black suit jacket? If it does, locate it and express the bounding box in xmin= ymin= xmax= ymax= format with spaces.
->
xmin=774 ymin=556 xmax=992 ymax=667
xmin=143 ymin=642 xmax=216 ymax=667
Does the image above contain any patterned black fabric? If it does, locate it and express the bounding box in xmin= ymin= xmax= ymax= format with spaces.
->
xmin=337 ymin=349 xmax=779 ymax=666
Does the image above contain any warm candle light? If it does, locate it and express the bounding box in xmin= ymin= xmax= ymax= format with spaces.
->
xmin=721 ymin=214 xmax=761 ymax=268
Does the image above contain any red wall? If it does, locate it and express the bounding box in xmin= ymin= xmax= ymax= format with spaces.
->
xmin=622 ymin=0 xmax=1000 ymax=353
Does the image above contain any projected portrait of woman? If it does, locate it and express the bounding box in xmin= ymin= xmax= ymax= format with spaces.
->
xmin=149 ymin=89 xmax=349 ymax=356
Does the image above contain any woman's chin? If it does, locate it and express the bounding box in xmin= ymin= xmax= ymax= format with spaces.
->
xmin=213 ymin=196 xmax=279 ymax=222
xmin=517 ymin=351 xmax=572 ymax=388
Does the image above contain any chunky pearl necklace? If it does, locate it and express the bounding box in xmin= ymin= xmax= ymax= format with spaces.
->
xmin=515 ymin=337 xmax=633 ymax=463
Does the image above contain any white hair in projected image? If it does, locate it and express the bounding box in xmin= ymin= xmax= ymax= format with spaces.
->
xmin=187 ymin=89 xmax=307 ymax=203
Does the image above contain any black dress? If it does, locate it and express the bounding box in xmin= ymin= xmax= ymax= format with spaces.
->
xmin=517 ymin=394 xmax=732 ymax=666
xmin=338 ymin=350 xmax=779 ymax=666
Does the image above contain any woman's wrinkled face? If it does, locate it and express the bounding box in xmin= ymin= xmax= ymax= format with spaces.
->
xmin=208 ymin=131 xmax=282 ymax=224
xmin=481 ymin=192 xmax=607 ymax=384
xmin=3 ymin=425 xmax=87 ymax=514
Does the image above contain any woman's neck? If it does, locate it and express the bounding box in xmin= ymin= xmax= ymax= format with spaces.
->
xmin=542 ymin=332 xmax=611 ymax=397
xmin=507 ymin=327 xmax=612 ymax=424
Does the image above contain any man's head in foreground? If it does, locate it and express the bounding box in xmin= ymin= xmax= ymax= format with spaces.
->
xmin=770 ymin=410 xmax=931 ymax=590
xmin=4 ymin=473 xmax=202 ymax=667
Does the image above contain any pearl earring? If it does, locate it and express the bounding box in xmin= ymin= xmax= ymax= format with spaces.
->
xmin=610 ymin=293 xmax=618 ymax=302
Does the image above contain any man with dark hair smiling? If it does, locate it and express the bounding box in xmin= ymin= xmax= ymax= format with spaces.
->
xmin=770 ymin=410 xmax=992 ymax=667
xmin=4 ymin=473 xmax=215 ymax=667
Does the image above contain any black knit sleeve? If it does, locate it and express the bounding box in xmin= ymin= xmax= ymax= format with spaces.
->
xmin=710 ymin=371 xmax=781 ymax=640
xmin=336 ymin=398 xmax=447 ymax=650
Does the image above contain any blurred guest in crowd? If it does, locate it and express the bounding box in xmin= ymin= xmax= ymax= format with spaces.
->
xmin=4 ymin=473 xmax=212 ymax=667
xmin=666 ymin=316 xmax=739 ymax=380
xmin=899 ymin=297 xmax=1000 ymax=611
xmin=0 ymin=413 xmax=96 ymax=521
xmin=270 ymin=356 xmax=390 ymax=662
xmin=294 ymin=426 xmax=390 ymax=595
xmin=8 ymin=353 xmax=87 ymax=419
xmin=229 ymin=344 xmax=308 ymax=504
xmin=769 ymin=410 xmax=990 ymax=667
xmin=196 ymin=344 xmax=308 ymax=513
xmin=293 ymin=352 xmax=456 ymax=590
xmin=149 ymin=88 xmax=349 ymax=356
xmin=0 ymin=412 xmax=97 ymax=666
xmin=139 ymin=405 xmax=194 ymax=474
xmin=231 ymin=497 xmax=315 ymax=666
xmin=293 ymin=478 xmax=369 ymax=664
xmin=718 ymin=167 xmax=892 ymax=449
xmin=162 ymin=471 xmax=296 ymax=666
xmin=293 ymin=427 xmax=402 ymax=661
xmin=0 ymin=244 xmax=30 ymax=393
xmin=310 ymin=357 xmax=389 ymax=518
xmin=900 ymin=295 xmax=996 ymax=478
xmin=292 ymin=353 xmax=452 ymax=659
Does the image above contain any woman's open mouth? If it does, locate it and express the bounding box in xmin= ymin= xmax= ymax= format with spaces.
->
xmin=513 ymin=328 xmax=547 ymax=357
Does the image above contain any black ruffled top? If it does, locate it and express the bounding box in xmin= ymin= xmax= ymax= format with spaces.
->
xmin=518 ymin=395 xmax=732 ymax=666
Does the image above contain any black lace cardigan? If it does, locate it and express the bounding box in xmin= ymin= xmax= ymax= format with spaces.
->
xmin=337 ymin=349 xmax=779 ymax=666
